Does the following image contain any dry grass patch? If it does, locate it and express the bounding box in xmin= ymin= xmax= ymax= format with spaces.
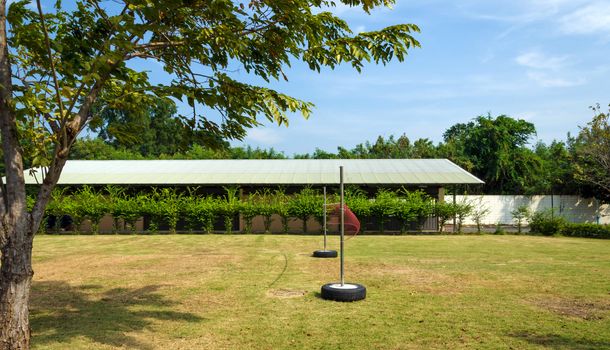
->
xmin=266 ymin=289 xmax=308 ymax=298
xmin=530 ymin=297 xmax=610 ymax=320
xmin=29 ymin=234 xmax=610 ymax=350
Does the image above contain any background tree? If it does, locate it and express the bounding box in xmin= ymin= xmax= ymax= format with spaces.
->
xmin=0 ymin=0 xmax=421 ymax=346
xmin=442 ymin=114 xmax=541 ymax=194
xmin=572 ymin=104 xmax=610 ymax=202
xmin=531 ymin=140 xmax=576 ymax=195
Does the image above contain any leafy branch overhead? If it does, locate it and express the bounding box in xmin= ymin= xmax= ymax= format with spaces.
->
xmin=7 ymin=0 xmax=420 ymax=170
xmin=0 ymin=1 xmax=420 ymax=347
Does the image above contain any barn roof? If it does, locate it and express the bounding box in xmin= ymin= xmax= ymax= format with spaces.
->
xmin=22 ymin=159 xmax=484 ymax=186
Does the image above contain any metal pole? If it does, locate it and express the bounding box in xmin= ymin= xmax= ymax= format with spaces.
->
xmin=323 ymin=186 xmax=327 ymax=250
xmin=452 ymin=191 xmax=457 ymax=233
xmin=340 ymin=166 xmax=345 ymax=286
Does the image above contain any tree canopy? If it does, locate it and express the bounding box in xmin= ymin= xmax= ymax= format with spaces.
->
xmin=572 ymin=104 xmax=610 ymax=201
xmin=0 ymin=0 xmax=421 ymax=347
xmin=442 ymin=115 xmax=540 ymax=194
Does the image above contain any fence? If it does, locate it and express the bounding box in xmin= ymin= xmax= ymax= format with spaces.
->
xmin=446 ymin=195 xmax=610 ymax=225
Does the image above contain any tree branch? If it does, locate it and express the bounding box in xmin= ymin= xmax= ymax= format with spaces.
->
xmin=135 ymin=41 xmax=186 ymax=50
xmin=65 ymin=2 xmax=131 ymax=119
xmin=36 ymin=0 xmax=65 ymax=125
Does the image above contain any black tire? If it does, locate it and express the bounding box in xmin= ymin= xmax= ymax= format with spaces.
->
xmin=312 ymin=250 xmax=338 ymax=258
xmin=321 ymin=283 xmax=366 ymax=302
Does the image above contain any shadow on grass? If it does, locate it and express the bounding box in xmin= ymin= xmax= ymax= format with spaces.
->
xmin=510 ymin=331 xmax=610 ymax=350
xmin=31 ymin=281 xmax=204 ymax=349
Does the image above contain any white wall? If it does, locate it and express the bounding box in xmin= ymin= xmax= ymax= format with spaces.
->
xmin=445 ymin=195 xmax=610 ymax=225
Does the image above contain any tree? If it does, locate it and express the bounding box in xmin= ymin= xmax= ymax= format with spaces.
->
xmin=442 ymin=114 xmax=541 ymax=194
xmin=572 ymin=104 xmax=610 ymax=202
xmin=470 ymin=198 xmax=490 ymax=234
xmin=531 ymin=140 xmax=576 ymax=195
xmin=511 ymin=205 xmax=530 ymax=234
xmin=0 ymin=1 xmax=420 ymax=346
xmin=295 ymin=134 xmax=440 ymax=159
xmin=435 ymin=201 xmax=457 ymax=233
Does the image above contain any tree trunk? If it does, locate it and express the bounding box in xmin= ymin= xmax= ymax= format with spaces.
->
xmin=0 ymin=214 xmax=33 ymax=350
xmin=0 ymin=0 xmax=34 ymax=347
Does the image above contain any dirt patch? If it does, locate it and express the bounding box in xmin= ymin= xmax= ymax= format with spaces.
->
xmin=267 ymin=289 xmax=308 ymax=298
xmin=531 ymin=297 xmax=610 ymax=320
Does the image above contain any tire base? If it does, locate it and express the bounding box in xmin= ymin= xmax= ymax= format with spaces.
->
xmin=321 ymin=283 xmax=366 ymax=302
xmin=312 ymin=250 xmax=338 ymax=258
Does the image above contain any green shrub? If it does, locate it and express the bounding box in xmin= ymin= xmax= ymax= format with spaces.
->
xmin=74 ymin=186 xmax=109 ymax=234
xmin=470 ymin=198 xmax=490 ymax=234
xmin=271 ymin=189 xmax=291 ymax=233
xmin=454 ymin=200 xmax=473 ymax=233
xmin=345 ymin=187 xmax=371 ymax=233
xmin=435 ymin=201 xmax=459 ymax=233
xmin=511 ymin=205 xmax=530 ymax=234
xmin=287 ymin=188 xmax=323 ymax=233
xmin=561 ymin=223 xmax=610 ymax=239
xmin=240 ymin=195 xmax=260 ymax=234
xmin=192 ymin=197 xmax=219 ymax=234
xmin=111 ymin=195 xmax=143 ymax=234
xmin=371 ymin=190 xmax=398 ymax=233
xmin=529 ymin=209 xmax=566 ymax=236
xmin=493 ymin=222 xmax=505 ymax=235
xmin=395 ymin=189 xmax=434 ymax=233
xmin=157 ymin=188 xmax=183 ymax=234
xmin=47 ymin=188 xmax=70 ymax=233
xmin=220 ymin=187 xmax=240 ymax=233
xmin=253 ymin=189 xmax=276 ymax=233
xmin=61 ymin=195 xmax=86 ymax=234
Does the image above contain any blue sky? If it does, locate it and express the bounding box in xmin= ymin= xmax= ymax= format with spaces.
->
xmin=224 ymin=0 xmax=610 ymax=155
xmin=25 ymin=1 xmax=610 ymax=155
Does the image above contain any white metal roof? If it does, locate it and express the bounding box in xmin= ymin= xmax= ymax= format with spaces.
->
xmin=22 ymin=159 xmax=484 ymax=185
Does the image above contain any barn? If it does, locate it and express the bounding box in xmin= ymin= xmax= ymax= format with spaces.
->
xmin=23 ymin=159 xmax=483 ymax=232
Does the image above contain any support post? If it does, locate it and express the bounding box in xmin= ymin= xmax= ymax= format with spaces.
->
xmin=452 ymin=191 xmax=457 ymax=233
xmin=323 ymin=186 xmax=327 ymax=250
xmin=340 ymin=166 xmax=345 ymax=286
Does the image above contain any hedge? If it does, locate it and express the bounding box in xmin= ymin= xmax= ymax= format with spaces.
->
xmin=38 ymin=185 xmax=439 ymax=234
xmin=528 ymin=209 xmax=609 ymax=239
xmin=561 ymin=223 xmax=610 ymax=239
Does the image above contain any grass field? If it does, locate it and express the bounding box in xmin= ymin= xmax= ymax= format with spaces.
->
xmin=30 ymin=234 xmax=610 ymax=349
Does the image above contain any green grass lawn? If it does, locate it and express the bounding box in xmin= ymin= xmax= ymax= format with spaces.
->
xmin=30 ymin=234 xmax=610 ymax=349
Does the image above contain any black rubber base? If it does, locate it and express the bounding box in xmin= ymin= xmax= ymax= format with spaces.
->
xmin=321 ymin=283 xmax=366 ymax=302
xmin=312 ymin=250 xmax=338 ymax=258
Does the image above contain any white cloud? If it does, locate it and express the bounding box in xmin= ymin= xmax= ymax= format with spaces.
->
xmin=526 ymin=71 xmax=585 ymax=87
xmin=515 ymin=51 xmax=569 ymax=70
xmin=514 ymin=50 xmax=587 ymax=88
xmin=245 ymin=128 xmax=283 ymax=145
xmin=456 ymin=0 xmax=582 ymax=24
xmin=559 ymin=2 xmax=610 ymax=35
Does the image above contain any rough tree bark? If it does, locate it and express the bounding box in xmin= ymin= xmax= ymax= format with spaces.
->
xmin=0 ymin=1 xmax=34 ymax=348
